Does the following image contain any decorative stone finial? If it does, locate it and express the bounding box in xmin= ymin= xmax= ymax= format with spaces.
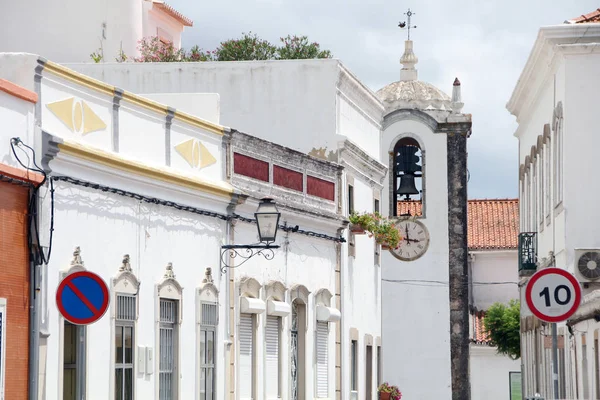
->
xmin=203 ymin=267 xmax=214 ymax=284
xmin=451 ymin=77 xmax=464 ymax=114
xmin=71 ymin=246 xmax=84 ymax=266
xmin=164 ymin=262 xmax=175 ymax=279
xmin=400 ymin=40 xmax=418 ymax=81
xmin=119 ymin=254 xmax=132 ymax=273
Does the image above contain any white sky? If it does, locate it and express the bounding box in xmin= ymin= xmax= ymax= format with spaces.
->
xmin=169 ymin=0 xmax=598 ymax=199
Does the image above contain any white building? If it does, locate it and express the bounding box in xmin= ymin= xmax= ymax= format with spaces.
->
xmin=506 ymin=8 xmax=600 ymax=399
xmin=0 ymin=0 xmax=192 ymax=63
xmin=0 ymin=53 xmax=346 ymax=400
xmin=67 ymin=55 xmax=387 ymax=400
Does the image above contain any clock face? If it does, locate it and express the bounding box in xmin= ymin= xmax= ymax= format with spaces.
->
xmin=389 ymin=219 xmax=430 ymax=261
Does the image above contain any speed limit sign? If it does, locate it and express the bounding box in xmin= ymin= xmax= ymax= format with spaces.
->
xmin=525 ymin=268 xmax=582 ymax=322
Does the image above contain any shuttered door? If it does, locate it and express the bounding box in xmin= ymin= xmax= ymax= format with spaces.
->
xmin=239 ymin=314 xmax=253 ymax=399
xmin=315 ymin=322 xmax=328 ymax=397
xmin=265 ymin=316 xmax=280 ymax=399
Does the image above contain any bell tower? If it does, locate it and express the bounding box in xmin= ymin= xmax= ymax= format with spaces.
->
xmin=376 ymin=10 xmax=472 ymax=400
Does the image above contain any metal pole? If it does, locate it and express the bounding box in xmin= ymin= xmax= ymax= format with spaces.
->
xmin=552 ymin=322 xmax=559 ymax=400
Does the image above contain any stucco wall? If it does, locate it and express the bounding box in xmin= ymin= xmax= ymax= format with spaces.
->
xmin=0 ymin=0 xmax=143 ymax=63
xmin=470 ymin=345 xmax=521 ymax=400
xmin=471 ymin=251 xmax=519 ymax=310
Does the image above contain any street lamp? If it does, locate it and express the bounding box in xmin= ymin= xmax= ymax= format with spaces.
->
xmin=220 ymin=198 xmax=281 ymax=272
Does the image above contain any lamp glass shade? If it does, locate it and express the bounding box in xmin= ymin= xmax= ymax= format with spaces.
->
xmin=255 ymin=198 xmax=280 ymax=242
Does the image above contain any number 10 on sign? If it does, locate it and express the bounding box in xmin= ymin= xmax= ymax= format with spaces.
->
xmin=525 ymin=268 xmax=582 ymax=323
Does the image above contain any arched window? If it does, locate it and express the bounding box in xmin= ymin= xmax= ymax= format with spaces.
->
xmin=111 ymin=254 xmax=140 ymax=400
xmin=155 ymin=262 xmax=183 ymax=400
xmin=553 ymin=102 xmax=564 ymax=206
xmin=392 ymin=136 xmax=424 ymax=217
xmin=197 ymin=268 xmax=219 ymax=400
xmin=290 ymin=284 xmax=310 ymax=400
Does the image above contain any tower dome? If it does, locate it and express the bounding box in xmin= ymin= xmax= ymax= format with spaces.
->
xmin=376 ymin=40 xmax=457 ymax=114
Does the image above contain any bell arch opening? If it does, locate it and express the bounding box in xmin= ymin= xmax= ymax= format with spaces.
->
xmin=392 ymin=137 xmax=423 ymax=217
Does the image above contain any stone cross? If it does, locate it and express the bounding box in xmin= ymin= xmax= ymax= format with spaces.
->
xmin=398 ymin=8 xmax=417 ymax=40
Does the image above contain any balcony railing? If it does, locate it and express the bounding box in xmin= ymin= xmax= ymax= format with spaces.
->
xmin=519 ymin=232 xmax=537 ymax=272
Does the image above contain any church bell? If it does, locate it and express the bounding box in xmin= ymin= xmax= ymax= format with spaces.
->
xmin=396 ymin=173 xmax=419 ymax=199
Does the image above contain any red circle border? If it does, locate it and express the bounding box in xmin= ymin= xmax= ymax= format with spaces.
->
xmin=56 ymin=271 xmax=110 ymax=325
xmin=525 ymin=267 xmax=582 ymax=323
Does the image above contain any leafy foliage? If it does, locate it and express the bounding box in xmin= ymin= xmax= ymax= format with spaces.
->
xmin=215 ymin=32 xmax=277 ymax=61
xmin=277 ymin=35 xmax=332 ymax=59
xmin=483 ymin=299 xmax=521 ymax=360
xmin=377 ymin=382 xmax=402 ymax=400
xmin=99 ymin=32 xmax=333 ymax=63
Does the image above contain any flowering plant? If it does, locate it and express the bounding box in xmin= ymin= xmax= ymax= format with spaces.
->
xmin=377 ymin=382 xmax=402 ymax=400
xmin=373 ymin=219 xmax=402 ymax=249
xmin=348 ymin=211 xmax=379 ymax=232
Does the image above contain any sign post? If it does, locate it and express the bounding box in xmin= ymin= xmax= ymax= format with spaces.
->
xmin=56 ymin=271 xmax=110 ymax=325
xmin=525 ymin=268 xmax=582 ymax=400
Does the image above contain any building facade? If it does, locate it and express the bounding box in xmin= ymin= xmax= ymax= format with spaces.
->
xmin=0 ymin=54 xmax=347 ymax=400
xmin=506 ymin=10 xmax=600 ymax=400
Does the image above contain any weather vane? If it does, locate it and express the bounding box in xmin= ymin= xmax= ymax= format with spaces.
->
xmin=398 ymin=8 xmax=417 ymax=40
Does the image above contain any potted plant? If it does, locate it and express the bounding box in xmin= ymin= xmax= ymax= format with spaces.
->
xmin=378 ymin=382 xmax=402 ymax=400
xmin=373 ymin=220 xmax=402 ymax=250
xmin=348 ymin=211 xmax=378 ymax=235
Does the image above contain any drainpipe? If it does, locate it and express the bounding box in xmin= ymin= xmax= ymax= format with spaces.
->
xmin=28 ymin=260 xmax=40 ymax=400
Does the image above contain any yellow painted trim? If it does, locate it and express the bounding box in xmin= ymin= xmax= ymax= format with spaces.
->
xmin=173 ymin=111 xmax=224 ymax=136
xmin=43 ymin=61 xmax=226 ymax=136
xmin=44 ymin=61 xmax=115 ymax=96
xmin=57 ymin=140 xmax=234 ymax=198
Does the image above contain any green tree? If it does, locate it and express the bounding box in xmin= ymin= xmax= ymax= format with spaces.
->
xmin=214 ymin=32 xmax=277 ymax=61
xmin=277 ymin=35 xmax=332 ymax=59
xmin=483 ymin=299 xmax=521 ymax=359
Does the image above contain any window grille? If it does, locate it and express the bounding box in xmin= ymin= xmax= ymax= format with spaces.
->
xmin=115 ymin=294 xmax=136 ymax=400
xmin=316 ymin=322 xmax=328 ymax=397
xmin=159 ymin=299 xmax=178 ymax=400
xmin=200 ymin=302 xmax=217 ymax=400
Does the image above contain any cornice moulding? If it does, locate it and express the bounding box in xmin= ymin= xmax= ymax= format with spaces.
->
xmin=507 ymin=24 xmax=600 ymax=118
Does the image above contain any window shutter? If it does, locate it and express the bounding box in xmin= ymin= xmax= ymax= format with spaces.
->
xmin=265 ymin=316 xmax=280 ymax=399
xmin=239 ymin=314 xmax=253 ymax=399
xmin=315 ymin=322 xmax=328 ymax=397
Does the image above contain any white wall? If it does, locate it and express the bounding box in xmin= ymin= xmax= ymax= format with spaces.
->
xmin=0 ymin=0 xmax=142 ymax=63
xmin=471 ymin=251 xmax=519 ymax=310
xmin=143 ymin=93 xmax=221 ymax=124
xmin=470 ymin=345 xmax=521 ymax=400
xmin=67 ymin=60 xmax=384 ymax=159
xmin=0 ymin=90 xmax=35 ymax=169
xmin=380 ymin=117 xmax=451 ymax=400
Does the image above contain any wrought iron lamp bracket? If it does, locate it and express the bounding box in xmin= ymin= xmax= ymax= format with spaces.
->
xmin=220 ymin=243 xmax=280 ymax=273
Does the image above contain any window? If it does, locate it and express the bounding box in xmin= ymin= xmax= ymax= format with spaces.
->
xmin=365 ymin=345 xmax=373 ymax=400
xmin=199 ymin=302 xmax=217 ymax=400
xmin=348 ymin=184 xmax=354 ymax=215
xmin=115 ymin=294 xmax=136 ymax=400
xmin=0 ymin=299 xmax=6 ymax=400
xmin=377 ymin=346 xmax=381 ymax=387
xmin=532 ymin=162 xmax=537 ymax=229
xmin=540 ymin=151 xmax=545 ymax=220
xmin=555 ymin=116 xmax=563 ymax=205
xmin=291 ymin=295 xmax=308 ymax=400
xmin=239 ymin=314 xmax=255 ymax=400
xmin=159 ymin=299 xmax=178 ymax=400
xmin=351 ymin=340 xmax=357 ymax=392
xmin=392 ymin=137 xmax=423 ymax=217
xmin=374 ymin=199 xmax=380 ymax=214
xmin=315 ymin=322 xmax=328 ymax=397
xmin=545 ymin=141 xmax=551 ymax=217
xmin=265 ymin=316 xmax=281 ymax=398
xmin=63 ymin=321 xmax=86 ymax=400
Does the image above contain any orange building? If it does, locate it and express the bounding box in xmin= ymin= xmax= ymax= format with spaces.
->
xmin=0 ymin=79 xmax=42 ymax=400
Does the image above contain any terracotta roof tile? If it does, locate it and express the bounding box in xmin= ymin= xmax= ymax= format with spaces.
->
xmin=397 ymin=198 xmax=519 ymax=250
xmin=471 ymin=311 xmax=492 ymax=345
xmin=568 ymin=8 xmax=600 ymax=24
xmin=153 ymin=1 xmax=193 ymax=26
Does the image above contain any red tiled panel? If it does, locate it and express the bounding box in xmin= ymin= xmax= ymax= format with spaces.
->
xmin=471 ymin=312 xmax=491 ymax=344
xmin=307 ymin=176 xmax=335 ymax=201
xmin=233 ymin=153 xmax=269 ymax=182
xmin=397 ymin=198 xmax=519 ymax=251
xmin=273 ymin=165 xmax=303 ymax=192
